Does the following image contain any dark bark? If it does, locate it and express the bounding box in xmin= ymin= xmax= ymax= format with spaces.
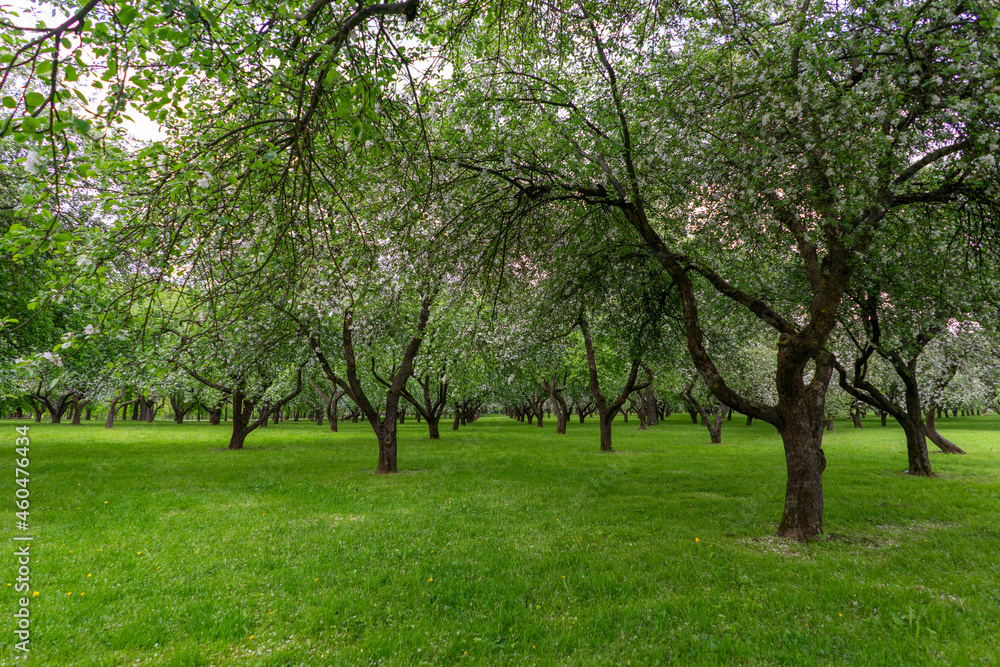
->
xmin=311 ymin=380 xmax=347 ymax=432
xmin=32 ymin=387 xmax=74 ymax=424
xmin=227 ymin=374 xmax=301 ymax=449
xmin=924 ymin=409 xmax=966 ymax=454
xmin=304 ymin=295 xmax=434 ymax=473
xmin=579 ymin=316 xmax=651 ymax=452
xmin=70 ymin=396 xmax=90 ymax=425
xmin=682 ymin=381 xmax=726 ymax=444
xmin=170 ymin=394 xmax=197 ymax=424
xmin=206 ymin=404 xmax=222 ymax=425
xmin=851 ymin=405 xmax=863 ymax=428
xmin=399 ymin=372 xmax=448 ymax=439
xmin=686 ymin=406 xmax=698 ymax=424
xmin=541 ymin=367 xmax=570 ymax=434
xmin=645 ymin=389 xmax=658 ymax=426
xmin=834 ymin=347 xmax=933 ymax=476
xmin=746 ymin=414 xmax=754 ymax=426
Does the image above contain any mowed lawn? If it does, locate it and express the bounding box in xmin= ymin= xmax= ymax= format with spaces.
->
xmin=2 ymin=413 xmax=999 ymax=666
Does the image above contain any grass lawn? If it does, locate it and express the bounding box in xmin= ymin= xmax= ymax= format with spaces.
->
xmin=2 ymin=413 xmax=999 ymax=666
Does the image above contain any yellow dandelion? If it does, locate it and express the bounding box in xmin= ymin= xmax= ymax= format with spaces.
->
xmin=87 ymin=574 xmax=92 ymax=578
xmin=695 ymin=538 xmax=700 ymax=542
xmin=315 ymin=578 xmax=319 ymax=581
xmin=249 ymin=635 xmax=255 ymax=640
xmin=80 ymin=592 xmax=85 ymax=596
xmin=104 ymin=501 xmax=108 ymax=504
xmin=66 ymin=592 xmax=72 ymax=596
xmin=32 ymin=591 xmax=38 ymax=597
xmin=839 ymin=613 xmax=843 ymax=617
xmin=428 ymin=577 xmax=433 ymax=582
xmin=137 ymin=551 xmax=142 ymax=555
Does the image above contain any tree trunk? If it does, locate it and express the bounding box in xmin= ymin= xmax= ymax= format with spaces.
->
xmin=900 ymin=416 xmax=934 ymax=475
xmin=776 ymin=418 xmax=827 ymax=541
xmin=427 ymin=416 xmax=440 ymax=439
xmin=229 ymin=393 xmax=250 ymax=450
xmin=851 ymin=409 xmax=863 ymax=428
xmin=708 ymin=406 xmax=725 ymax=443
xmin=599 ymin=414 xmax=613 ymax=452
xmin=376 ymin=425 xmax=397 ymax=473
xmin=104 ymin=389 xmax=125 ymax=428
xmin=746 ymin=414 xmax=754 ymax=426
xmin=924 ymin=409 xmax=966 ymax=454
xmin=646 ymin=389 xmax=658 ymax=426
xmin=71 ymin=397 xmax=85 ymax=425
xmin=896 ymin=374 xmax=934 ymax=475
xmin=881 ymin=410 xmax=888 ymax=426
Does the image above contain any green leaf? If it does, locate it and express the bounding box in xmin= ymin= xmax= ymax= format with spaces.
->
xmin=118 ymin=5 xmax=139 ymax=25
xmin=1 ymin=96 xmax=15 ymax=109
xmin=25 ymin=91 xmax=46 ymax=109
xmin=72 ymin=117 xmax=92 ymax=136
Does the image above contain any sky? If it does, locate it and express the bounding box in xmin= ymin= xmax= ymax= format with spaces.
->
xmin=4 ymin=0 xmax=167 ymax=142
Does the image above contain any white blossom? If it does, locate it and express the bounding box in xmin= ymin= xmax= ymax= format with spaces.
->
xmin=24 ymin=151 xmax=41 ymax=174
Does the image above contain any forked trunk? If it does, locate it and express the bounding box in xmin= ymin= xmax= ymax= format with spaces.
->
xmin=427 ymin=417 xmax=440 ymax=439
xmin=924 ymin=409 xmax=965 ymax=454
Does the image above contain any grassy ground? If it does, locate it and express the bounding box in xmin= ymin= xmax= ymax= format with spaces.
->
xmin=1 ymin=412 xmax=999 ymax=666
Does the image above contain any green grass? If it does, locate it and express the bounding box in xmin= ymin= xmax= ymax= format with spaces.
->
xmin=2 ymin=413 xmax=999 ymax=665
